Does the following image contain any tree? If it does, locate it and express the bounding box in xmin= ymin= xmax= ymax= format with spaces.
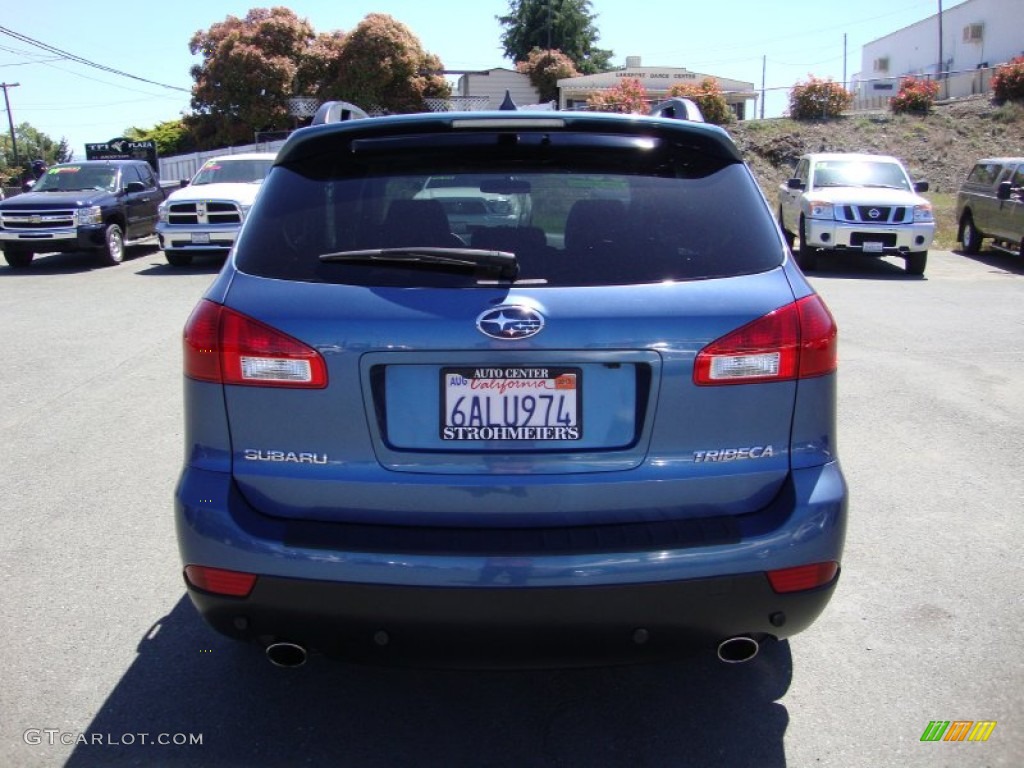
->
xmin=515 ymin=48 xmax=579 ymax=103
xmin=1 ymin=123 xmax=71 ymax=185
xmin=188 ymin=7 xmax=318 ymax=147
xmin=126 ymin=120 xmax=197 ymax=158
xmin=295 ymin=31 xmax=348 ymax=101
xmin=668 ymin=79 xmax=733 ymax=125
xmin=322 ymin=14 xmax=450 ymax=113
xmin=499 ymin=0 xmax=612 ymax=75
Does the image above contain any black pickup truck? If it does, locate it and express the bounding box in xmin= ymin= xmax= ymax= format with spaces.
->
xmin=0 ymin=160 xmax=165 ymax=268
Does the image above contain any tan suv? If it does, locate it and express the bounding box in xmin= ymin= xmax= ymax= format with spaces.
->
xmin=955 ymin=158 xmax=1024 ymax=256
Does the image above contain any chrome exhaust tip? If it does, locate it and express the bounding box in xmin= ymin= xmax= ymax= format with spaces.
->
xmin=266 ymin=641 xmax=308 ymax=668
xmin=716 ymin=635 xmax=760 ymax=664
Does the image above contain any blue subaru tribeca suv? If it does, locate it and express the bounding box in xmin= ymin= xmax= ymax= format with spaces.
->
xmin=175 ymin=101 xmax=847 ymax=668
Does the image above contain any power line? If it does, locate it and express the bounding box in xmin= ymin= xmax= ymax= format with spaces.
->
xmin=0 ymin=24 xmax=190 ymax=93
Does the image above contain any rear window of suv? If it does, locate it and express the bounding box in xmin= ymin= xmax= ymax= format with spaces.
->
xmin=236 ymin=130 xmax=783 ymax=287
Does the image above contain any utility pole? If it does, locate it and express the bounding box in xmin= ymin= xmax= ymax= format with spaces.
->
xmin=1 ymin=82 xmax=21 ymax=173
xmin=843 ymin=34 xmax=847 ymax=88
xmin=760 ymin=55 xmax=766 ymax=119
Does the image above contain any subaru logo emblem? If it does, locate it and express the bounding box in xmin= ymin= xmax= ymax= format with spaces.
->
xmin=868 ymin=208 xmax=881 ymax=219
xmin=476 ymin=305 xmax=544 ymax=340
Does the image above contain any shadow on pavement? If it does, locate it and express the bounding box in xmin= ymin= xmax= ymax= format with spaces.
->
xmin=952 ymin=246 xmax=1024 ymax=275
xmin=0 ymin=245 xmax=155 ymax=276
xmin=65 ymin=596 xmax=793 ymax=768
xmin=800 ymin=251 xmax=923 ymax=281
xmin=134 ymin=255 xmax=227 ymax=276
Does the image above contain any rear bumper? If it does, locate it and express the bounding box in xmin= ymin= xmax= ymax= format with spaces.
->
xmin=188 ymin=571 xmax=839 ymax=667
xmin=175 ymin=461 xmax=847 ymax=665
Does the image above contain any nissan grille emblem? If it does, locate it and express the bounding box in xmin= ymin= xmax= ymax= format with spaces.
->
xmin=476 ymin=306 xmax=545 ymax=340
xmin=868 ymin=208 xmax=881 ymax=220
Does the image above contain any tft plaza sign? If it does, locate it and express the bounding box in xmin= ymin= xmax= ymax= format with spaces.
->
xmin=85 ymin=137 xmax=159 ymax=174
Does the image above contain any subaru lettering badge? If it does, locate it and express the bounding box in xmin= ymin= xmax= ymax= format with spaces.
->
xmin=476 ymin=305 xmax=545 ymax=340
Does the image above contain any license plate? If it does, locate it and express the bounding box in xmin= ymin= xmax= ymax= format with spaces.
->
xmin=191 ymin=233 xmax=211 ymax=244
xmin=441 ymin=367 xmax=581 ymax=440
xmin=862 ymin=241 xmax=884 ymax=253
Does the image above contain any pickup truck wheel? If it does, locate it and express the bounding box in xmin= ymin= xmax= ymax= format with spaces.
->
xmin=3 ymin=248 xmax=34 ymax=268
xmin=97 ymin=224 xmax=125 ymax=266
xmin=959 ymin=213 xmax=982 ymax=254
xmin=165 ymin=251 xmax=193 ymax=267
xmin=905 ymin=251 xmax=927 ymax=275
xmin=796 ymin=218 xmax=818 ymax=271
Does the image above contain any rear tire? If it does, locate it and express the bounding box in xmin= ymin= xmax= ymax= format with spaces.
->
xmin=905 ymin=251 xmax=927 ymax=275
xmin=165 ymin=251 xmax=194 ymax=267
xmin=960 ymin=213 xmax=982 ymax=254
xmin=97 ymin=223 xmax=125 ymax=266
xmin=3 ymin=248 xmax=34 ymax=268
xmin=796 ymin=218 xmax=818 ymax=271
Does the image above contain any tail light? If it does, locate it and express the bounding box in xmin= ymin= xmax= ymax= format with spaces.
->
xmin=184 ymin=300 xmax=327 ymax=388
xmin=694 ymin=295 xmax=837 ymax=385
xmin=184 ymin=565 xmax=257 ymax=597
xmin=767 ymin=562 xmax=839 ymax=593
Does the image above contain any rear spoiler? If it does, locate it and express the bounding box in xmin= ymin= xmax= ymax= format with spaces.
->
xmin=308 ymin=95 xmax=706 ymax=124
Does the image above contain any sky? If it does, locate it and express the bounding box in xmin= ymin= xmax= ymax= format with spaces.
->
xmin=1 ymin=0 xmax=958 ymax=159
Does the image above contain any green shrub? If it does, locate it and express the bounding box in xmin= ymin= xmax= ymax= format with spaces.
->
xmin=992 ymin=56 xmax=1024 ymax=103
xmin=890 ymin=76 xmax=940 ymax=114
xmin=788 ymin=76 xmax=852 ymax=119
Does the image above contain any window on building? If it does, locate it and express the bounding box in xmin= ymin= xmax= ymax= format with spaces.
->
xmin=962 ymin=23 xmax=984 ymax=43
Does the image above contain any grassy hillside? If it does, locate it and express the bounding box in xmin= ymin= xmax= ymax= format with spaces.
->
xmin=729 ymin=96 xmax=1024 ymax=249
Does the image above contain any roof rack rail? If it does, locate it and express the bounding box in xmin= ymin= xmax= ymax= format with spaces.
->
xmin=648 ymin=97 xmax=705 ymax=123
xmin=311 ymin=101 xmax=370 ymax=125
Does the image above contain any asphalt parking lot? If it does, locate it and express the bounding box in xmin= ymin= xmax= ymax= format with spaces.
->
xmin=1 ymin=244 xmax=1021 ymax=767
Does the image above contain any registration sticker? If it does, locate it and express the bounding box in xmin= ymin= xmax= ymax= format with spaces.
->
xmin=441 ymin=367 xmax=581 ymax=440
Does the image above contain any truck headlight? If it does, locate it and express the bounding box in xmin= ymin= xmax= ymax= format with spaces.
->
xmin=158 ymin=202 xmax=169 ymax=223
xmin=913 ymin=203 xmax=934 ymax=223
xmin=807 ymin=200 xmax=834 ymax=219
xmin=75 ymin=206 xmax=103 ymax=226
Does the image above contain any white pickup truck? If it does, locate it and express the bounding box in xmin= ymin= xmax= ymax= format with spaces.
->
xmin=156 ymin=152 xmax=276 ymax=267
xmin=777 ymin=152 xmax=935 ymax=275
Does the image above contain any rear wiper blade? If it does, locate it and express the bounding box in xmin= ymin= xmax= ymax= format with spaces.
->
xmin=320 ymin=247 xmax=519 ymax=280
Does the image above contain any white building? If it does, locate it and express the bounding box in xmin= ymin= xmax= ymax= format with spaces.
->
xmin=450 ymin=68 xmax=542 ymax=110
xmin=556 ymin=57 xmax=757 ymax=118
xmin=854 ymin=0 xmax=1024 ymax=107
